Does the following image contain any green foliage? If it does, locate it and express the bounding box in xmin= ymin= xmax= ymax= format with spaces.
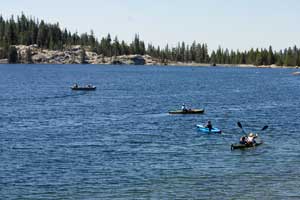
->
xmin=8 ymin=46 xmax=18 ymax=63
xmin=255 ymin=52 xmax=263 ymax=66
xmin=0 ymin=48 xmax=5 ymax=59
xmin=25 ymin=48 xmax=33 ymax=63
xmin=0 ymin=13 xmax=299 ymax=67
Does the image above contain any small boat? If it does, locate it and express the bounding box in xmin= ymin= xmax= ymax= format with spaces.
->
xmin=71 ymin=85 xmax=96 ymax=91
xmin=232 ymin=123 xmax=267 ymax=150
xmin=231 ymin=140 xmax=263 ymax=150
xmin=169 ymin=109 xmax=204 ymax=114
xmin=196 ymin=124 xmax=222 ymax=134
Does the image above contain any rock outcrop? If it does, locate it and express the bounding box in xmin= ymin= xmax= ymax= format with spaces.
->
xmin=14 ymin=45 xmax=159 ymax=65
xmin=0 ymin=59 xmax=8 ymax=64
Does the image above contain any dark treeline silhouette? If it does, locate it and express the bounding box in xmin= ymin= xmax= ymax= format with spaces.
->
xmin=0 ymin=14 xmax=299 ymax=66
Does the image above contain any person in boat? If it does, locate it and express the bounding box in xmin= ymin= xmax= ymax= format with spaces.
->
xmin=73 ymin=83 xmax=78 ymax=88
xmin=87 ymin=84 xmax=92 ymax=88
xmin=239 ymin=136 xmax=247 ymax=144
xmin=181 ymin=103 xmax=188 ymax=112
xmin=246 ymin=133 xmax=257 ymax=145
xmin=205 ymin=120 xmax=213 ymax=131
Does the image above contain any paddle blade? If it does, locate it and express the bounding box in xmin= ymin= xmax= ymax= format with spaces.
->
xmin=261 ymin=125 xmax=268 ymax=131
xmin=237 ymin=122 xmax=243 ymax=129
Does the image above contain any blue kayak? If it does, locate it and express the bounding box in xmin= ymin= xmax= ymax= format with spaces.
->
xmin=196 ymin=125 xmax=222 ymax=134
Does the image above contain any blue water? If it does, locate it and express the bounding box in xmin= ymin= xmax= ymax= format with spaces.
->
xmin=1 ymin=64 xmax=300 ymax=199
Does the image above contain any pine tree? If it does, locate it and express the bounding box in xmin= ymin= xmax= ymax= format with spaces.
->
xmin=284 ymin=47 xmax=294 ymax=66
xmin=255 ymin=52 xmax=262 ymax=66
xmin=8 ymin=46 xmax=18 ymax=63
xmin=106 ymin=34 xmax=112 ymax=56
xmin=25 ymin=48 xmax=33 ymax=63
xmin=275 ymin=50 xmax=284 ymax=66
xmin=112 ymin=36 xmax=121 ymax=56
xmin=0 ymin=48 xmax=5 ymax=59
xmin=267 ymin=46 xmax=274 ymax=65
xmin=139 ymin=41 xmax=145 ymax=55
xmin=210 ymin=51 xmax=217 ymax=64
xmin=37 ymin=20 xmax=47 ymax=48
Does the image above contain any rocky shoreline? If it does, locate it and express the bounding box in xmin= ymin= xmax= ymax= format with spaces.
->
xmin=0 ymin=45 xmax=299 ymax=69
xmin=9 ymin=45 xmax=161 ymax=65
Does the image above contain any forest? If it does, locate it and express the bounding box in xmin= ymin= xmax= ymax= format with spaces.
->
xmin=0 ymin=14 xmax=299 ymax=66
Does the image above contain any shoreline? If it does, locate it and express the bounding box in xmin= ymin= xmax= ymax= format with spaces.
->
xmin=166 ymin=62 xmax=299 ymax=69
xmin=0 ymin=60 xmax=299 ymax=69
xmin=1 ymin=58 xmax=299 ymax=69
xmin=165 ymin=64 xmax=298 ymax=69
xmin=0 ymin=45 xmax=299 ymax=69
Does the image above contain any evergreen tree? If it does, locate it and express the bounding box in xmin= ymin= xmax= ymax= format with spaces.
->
xmin=6 ymin=16 xmax=17 ymax=45
xmin=25 ymin=48 xmax=33 ymax=63
xmin=112 ymin=36 xmax=121 ymax=56
xmin=101 ymin=33 xmax=112 ymax=56
xmin=284 ymin=47 xmax=294 ymax=66
xmin=181 ymin=42 xmax=185 ymax=62
xmin=0 ymin=48 xmax=5 ymax=59
xmin=247 ymin=48 xmax=255 ymax=64
xmin=255 ymin=52 xmax=262 ymax=66
xmin=210 ymin=51 xmax=217 ymax=64
xmin=8 ymin=46 xmax=18 ymax=63
xmin=267 ymin=46 xmax=274 ymax=65
xmin=275 ymin=50 xmax=284 ymax=66
xmin=1 ymin=13 xmax=300 ymax=67
xmin=37 ymin=20 xmax=47 ymax=48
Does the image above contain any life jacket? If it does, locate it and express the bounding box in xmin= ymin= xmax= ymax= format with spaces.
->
xmin=246 ymin=136 xmax=255 ymax=143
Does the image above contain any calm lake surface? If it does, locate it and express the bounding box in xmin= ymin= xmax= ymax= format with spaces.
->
xmin=1 ymin=64 xmax=300 ymax=199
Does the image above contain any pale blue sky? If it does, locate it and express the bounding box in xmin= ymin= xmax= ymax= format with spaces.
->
xmin=1 ymin=0 xmax=300 ymax=51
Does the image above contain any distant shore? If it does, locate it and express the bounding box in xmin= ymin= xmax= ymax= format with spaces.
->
xmin=158 ymin=62 xmax=299 ymax=69
xmin=165 ymin=62 xmax=294 ymax=68
xmin=0 ymin=45 xmax=299 ymax=69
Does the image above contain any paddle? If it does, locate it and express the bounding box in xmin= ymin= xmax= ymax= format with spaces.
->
xmin=235 ymin=122 xmax=268 ymax=148
xmin=237 ymin=121 xmax=247 ymax=135
xmin=261 ymin=125 xmax=268 ymax=131
xmin=237 ymin=121 xmax=268 ymax=134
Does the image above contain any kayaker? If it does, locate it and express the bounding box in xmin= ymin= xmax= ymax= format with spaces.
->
xmin=181 ymin=104 xmax=187 ymax=112
xmin=205 ymin=120 xmax=213 ymax=131
xmin=246 ymin=133 xmax=256 ymax=144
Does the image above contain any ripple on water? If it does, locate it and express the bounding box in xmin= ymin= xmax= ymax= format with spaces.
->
xmin=0 ymin=65 xmax=299 ymax=199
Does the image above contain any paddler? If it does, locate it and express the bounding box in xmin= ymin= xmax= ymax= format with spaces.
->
xmin=246 ymin=133 xmax=257 ymax=144
xmin=181 ymin=103 xmax=187 ymax=112
xmin=205 ymin=120 xmax=213 ymax=131
xmin=239 ymin=136 xmax=247 ymax=144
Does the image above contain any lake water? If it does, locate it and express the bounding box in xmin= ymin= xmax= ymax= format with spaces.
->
xmin=0 ymin=64 xmax=300 ymax=199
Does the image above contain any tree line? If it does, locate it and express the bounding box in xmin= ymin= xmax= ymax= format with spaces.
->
xmin=0 ymin=13 xmax=299 ymax=66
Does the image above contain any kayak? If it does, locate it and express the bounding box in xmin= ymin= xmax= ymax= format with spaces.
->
xmin=71 ymin=86 xmax=96 ymax=91
xmin=196 ymin=125 xmax=222 ymax=134
xmin=231 ymin=141 xmax=263 ymax=150
xmin=169 ymin=109 xmax=204 ymax=114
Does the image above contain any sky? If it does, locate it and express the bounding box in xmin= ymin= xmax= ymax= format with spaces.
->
xmin=1 ymin=0 xmax=300 ymax=52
